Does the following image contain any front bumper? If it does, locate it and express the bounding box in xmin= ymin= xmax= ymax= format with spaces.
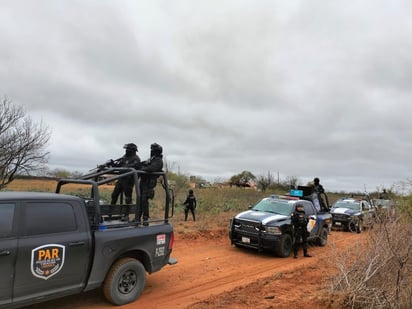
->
xmin=229 ymin=229 xmax=282 ymax=252
xmin=331 ymin=214 xmax=351 ymax=228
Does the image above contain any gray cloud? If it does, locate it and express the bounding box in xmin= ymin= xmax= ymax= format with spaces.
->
xmin=1 ymin=0 xmax=411 ymax=193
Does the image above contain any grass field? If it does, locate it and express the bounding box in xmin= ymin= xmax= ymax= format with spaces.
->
xmin=3 ymin=177 xmax=346 ymax=232
xmin=5 ymin=178 xmax=60 ymax=192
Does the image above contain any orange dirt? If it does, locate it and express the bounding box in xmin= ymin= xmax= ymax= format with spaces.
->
xmin=30 ymin=223 xmax=362 ymax=309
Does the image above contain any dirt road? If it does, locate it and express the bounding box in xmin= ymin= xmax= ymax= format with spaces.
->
xmin=31 ymin=227 xmax=361 ymax=309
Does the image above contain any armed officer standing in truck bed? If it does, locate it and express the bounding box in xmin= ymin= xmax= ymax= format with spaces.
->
xmin=137 ymin=143 xmax=163 ymax=225
xmin=311 ymin=177 xmax=328 ymax=211
xmin=110 ymin=143 xmax=140 ymax=220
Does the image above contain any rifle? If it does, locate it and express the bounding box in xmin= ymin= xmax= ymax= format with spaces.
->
xmin=90 ymin=157 xmax=123 ymax=173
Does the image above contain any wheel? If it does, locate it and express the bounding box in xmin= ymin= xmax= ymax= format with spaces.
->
xmin=348 ymin=219 xmax=357 ymax=233
xmin=275 ymin=234 xmax=292 ymax=257
xmin=317 ymin=227 xmax=328 ymax=246
xmin=103 ymin=258 xmax=146 ymax=306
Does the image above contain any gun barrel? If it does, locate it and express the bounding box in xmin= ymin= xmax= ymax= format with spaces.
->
xmin=90 ymin=156 xmax=123 ymax=172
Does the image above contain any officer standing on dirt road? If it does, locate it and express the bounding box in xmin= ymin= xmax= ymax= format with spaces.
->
xmin=137 ymin=143 xmax=164 ymax=225
xmin=183 ymin=189 xmax=197 ymax=221
xmin=291 ymin=203 xmax=312 ymax=258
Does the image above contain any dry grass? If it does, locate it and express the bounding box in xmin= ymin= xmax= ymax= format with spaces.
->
xmin=4 ymin=178 xmax=59 ymax=192
xmin=330 ymin=217 xmax=412 ymax=308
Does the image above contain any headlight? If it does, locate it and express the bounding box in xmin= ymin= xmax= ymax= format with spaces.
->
xmin=265 ymin=226 xmax=281 ymax=235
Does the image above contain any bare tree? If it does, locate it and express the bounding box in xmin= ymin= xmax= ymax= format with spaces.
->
xmin=284 ymin=175 xmax=300 ymax=189
xmin=0 ymin=97 xmax=51 ymax=189
xmin=256 ymin=171 xmax=273 ymax=192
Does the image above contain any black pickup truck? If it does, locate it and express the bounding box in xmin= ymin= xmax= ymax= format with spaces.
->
xmin=229 ymin=188 xmax=332 ymax=257
xmin=0 ymin=168 xmax=176 ymax=308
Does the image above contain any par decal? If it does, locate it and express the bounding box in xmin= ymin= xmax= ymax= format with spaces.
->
xmin=31 ymin=244 xmax=65 ymax=280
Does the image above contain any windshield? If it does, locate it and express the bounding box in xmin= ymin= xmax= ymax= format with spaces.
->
xmin=252 ymin=198 xmax=294 ymax=216
xmin=333 ymin=201 xmax=360 ymax=211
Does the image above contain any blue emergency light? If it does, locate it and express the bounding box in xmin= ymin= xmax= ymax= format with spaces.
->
xmin=289 ymin=189 xmax=303 ymax=197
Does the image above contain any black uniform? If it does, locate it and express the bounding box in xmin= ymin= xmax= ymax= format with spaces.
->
xmin=110 ymin=143 xmax=140 ymax=219
xmin=183 ymin=190 xmax=197 ymax=221
xmin=312 ymin=177 xmax=327 ymax=211
xmin=379 ymin=189 xmax=389 ymax=199
xmin=137 ymin=143 xmax=163 ymax=225
xmin=291 ymin=204 xmax=311 ymax=258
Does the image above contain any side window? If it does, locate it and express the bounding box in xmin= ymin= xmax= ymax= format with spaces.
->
xmin=0 ymin=203 xmax=15 ymax=237
xmin=24 ymin=202 xmax=77 ymax=235
xmin=303 ymin=202 xmax=315 ymax=216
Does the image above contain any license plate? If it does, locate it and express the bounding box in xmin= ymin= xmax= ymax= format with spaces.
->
xmin=335 ymin=222 xmax=341 ymax=226
xmin=241 ymin=237 xmax=250 ymax=244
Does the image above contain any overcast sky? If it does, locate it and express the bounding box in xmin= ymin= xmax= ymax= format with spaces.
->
xmin=1 ymin=1 xmax=411 ymax=193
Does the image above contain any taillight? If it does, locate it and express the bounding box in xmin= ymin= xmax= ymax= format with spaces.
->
xmin=168 ymin=232 xmax=174 ymax=250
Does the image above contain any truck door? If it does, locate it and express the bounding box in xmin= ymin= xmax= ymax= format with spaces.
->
xmin=302 ymin=202 xmax=319 ymax=237
xmin=13 ymin=199 xmax=92 ymax=305
xmin=361 ymin=201 xmax=373 ymax=225
xmin=0 ymin=202 xmax=17 ymax=307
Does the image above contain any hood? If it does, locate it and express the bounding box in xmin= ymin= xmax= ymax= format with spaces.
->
xmin=331 ymin=207 xmax=360 ymax=216
xmin=235 ymin=210 xmax=289 ymax=224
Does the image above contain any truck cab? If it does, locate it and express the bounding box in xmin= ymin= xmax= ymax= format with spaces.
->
xmin=0 ymin=192 xmax=93 ymax=307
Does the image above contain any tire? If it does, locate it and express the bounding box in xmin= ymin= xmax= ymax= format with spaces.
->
xmin=275 ymin=234 xmax=292 ymax=258
xmin=348 ymin=219 xmax=357 ymax=233
xmin=317 ymin=227 xmax=328 ymax=246
xmin=103 ymin=258 xmax=146 ymax=306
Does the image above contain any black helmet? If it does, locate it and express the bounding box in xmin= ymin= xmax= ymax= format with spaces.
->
xmin=189 ymin=189 xmax=194 ymax=194
xmin=150 ymin=143 xmax=163 ymax=156
xmin=314 ymin=177 xmax=320 ymax=184
xmin=124 ymin=143 xmax=137 ymax=152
